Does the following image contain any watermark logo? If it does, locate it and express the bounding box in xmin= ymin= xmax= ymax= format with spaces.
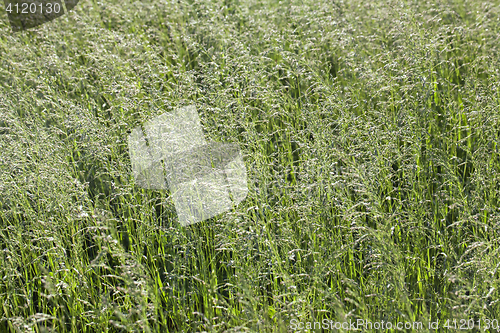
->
xmin=3 ymin=0 xmax=79 ymax=32
xmin=290 ymin=318 xmax=425 ymax=331
xmin=128 ymin=105 xmax=248 ymax=226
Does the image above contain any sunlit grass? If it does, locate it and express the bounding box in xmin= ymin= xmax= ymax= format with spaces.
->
xmin=1 ymin=0 xmax=500 ymax=331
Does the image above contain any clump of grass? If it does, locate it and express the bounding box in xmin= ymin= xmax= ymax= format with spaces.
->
xmin=1 ymin=0 xmax=500 ymax=331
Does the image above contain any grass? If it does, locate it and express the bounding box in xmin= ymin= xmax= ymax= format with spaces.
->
xmin=1 ymin=0 xmax=500 ymax=331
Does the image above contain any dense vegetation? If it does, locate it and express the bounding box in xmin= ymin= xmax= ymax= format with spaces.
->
xmin=1 ymin=0 xmax=500 ymax=331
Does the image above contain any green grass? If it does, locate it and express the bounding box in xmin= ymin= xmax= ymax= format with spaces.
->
xmin=1 ymin=0 xmax=500 ymax=331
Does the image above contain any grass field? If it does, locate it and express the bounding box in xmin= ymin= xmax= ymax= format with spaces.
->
xmin=1 ymin=0 xmax=500 ymax=331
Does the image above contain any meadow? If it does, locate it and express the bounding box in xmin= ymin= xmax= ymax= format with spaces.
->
xmin=1 ymin=0 xmax=500 ymax=331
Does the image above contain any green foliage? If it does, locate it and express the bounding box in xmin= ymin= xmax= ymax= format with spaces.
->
xmin=1 ymin=0 xmax=500 ymax=331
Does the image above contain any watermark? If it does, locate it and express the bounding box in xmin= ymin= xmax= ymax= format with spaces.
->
xmin=3 ymin=0 xmax=80 ymax=32
xmin=290 ymin=318 xmax=500 ymax=331
xmin=290 ymin=319 xmax=423 ymax=331
xmin=128 ymin=105 xmax=248 ymax=226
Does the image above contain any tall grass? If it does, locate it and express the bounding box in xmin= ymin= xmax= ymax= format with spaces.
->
xmin=1 ymin=0 xmax=500 ymax=331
